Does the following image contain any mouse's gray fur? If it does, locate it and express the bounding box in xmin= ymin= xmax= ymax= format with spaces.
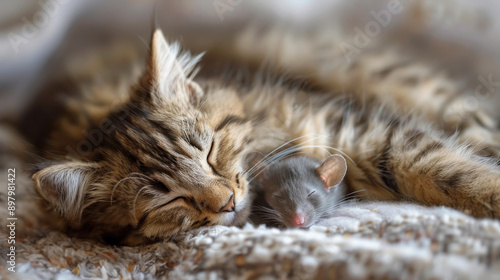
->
xmin=250 ymin=156 xmax=346 ymax=228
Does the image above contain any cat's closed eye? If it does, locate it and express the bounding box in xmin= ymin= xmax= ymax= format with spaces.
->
xmin=168 ymin=196 xmax=186 ymax=205
xmin=308 ymin=190 xmax=316 ymax=197
xmin=152 ymin=181 xmax=171 ymax=193
xmin=165 ymin=196 xmax=200 ymax=212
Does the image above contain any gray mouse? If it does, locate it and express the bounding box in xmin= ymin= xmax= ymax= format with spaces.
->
xmin=250 ymin=155 xmax=348 ymax=229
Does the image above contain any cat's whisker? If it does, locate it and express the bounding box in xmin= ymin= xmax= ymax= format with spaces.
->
xmin=131 ymin=185 xmax=153 ymax=222
xmin=245 ymin=144 xmax=315 ymax=179
xmin=244 ymin=133 xmax=333 ymax=175
xmin=245 ymin=140 xmax=356 ymax=181
xmin=248 ymin=148 xmax=300 ymax=178
xmin=244 ymin=143 xmax=302 ymax=177
xmin=263 ymin=146 xmax=308 ymax=165
xmin=128 ymin=172 xmax=154 ymax=181
xmin=288 ymin=131 xmax=361 ymax=163
xmin=288 ymin=144 xmax=356 ymax=165
xmin=243 ymin=134 xmax=321 ymax=177
xmin=110 ymin=176 xmax=149 ymax=205
xmin=247 ymin=152 xmax=309 ymax=183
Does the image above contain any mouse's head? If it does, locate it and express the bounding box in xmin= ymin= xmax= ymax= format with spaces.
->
xmin=257 ymin=155 xmax=347 ymax=228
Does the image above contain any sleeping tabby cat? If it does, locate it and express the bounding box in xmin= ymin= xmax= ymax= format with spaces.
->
xmin=26 ymin=29 xmax=500 ymax=245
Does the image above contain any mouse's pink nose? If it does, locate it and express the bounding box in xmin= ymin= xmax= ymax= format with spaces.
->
xmin=293 ymin=213 xmax=305 ymax=227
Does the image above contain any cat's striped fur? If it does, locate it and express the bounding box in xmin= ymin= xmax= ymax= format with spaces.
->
xmin=27 ymin=28 xmax=500 ymax=245
xmin=31 ymin=32 xmax=253 ymax=244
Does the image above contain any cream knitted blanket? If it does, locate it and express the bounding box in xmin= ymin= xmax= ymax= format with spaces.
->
xmin=2 ymin=199 xmax=500 ymax=279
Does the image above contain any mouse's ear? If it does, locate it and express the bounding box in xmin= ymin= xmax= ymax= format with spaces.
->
xmin=317 ymin=155 xmax=347 ymax=192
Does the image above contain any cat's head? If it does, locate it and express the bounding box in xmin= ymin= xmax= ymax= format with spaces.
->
xmin=32 ymin=30 xmax=253 ymax=245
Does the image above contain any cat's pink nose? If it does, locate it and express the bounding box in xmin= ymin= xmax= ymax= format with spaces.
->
xmin=293 ymin=213 xmax=305 ymax=226
xmin=220 ymin=194 xmax=235 ymax=212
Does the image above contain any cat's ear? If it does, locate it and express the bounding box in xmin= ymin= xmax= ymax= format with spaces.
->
xmin=317 ymin=155 xmax=347 ymax=192
xmin=33 ymin=161 xmax=100 ymax=221
xmin=139 ymin=29 xmax=203 ymax=105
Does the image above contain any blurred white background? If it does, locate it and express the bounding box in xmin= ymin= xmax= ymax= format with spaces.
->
xmin=1 ymin=0 xmax=500 ymax=120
